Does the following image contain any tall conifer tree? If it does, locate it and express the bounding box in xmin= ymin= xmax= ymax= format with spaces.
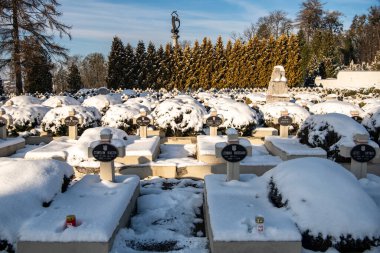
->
xmin=107 ymin=37 xmax=127 ymax=89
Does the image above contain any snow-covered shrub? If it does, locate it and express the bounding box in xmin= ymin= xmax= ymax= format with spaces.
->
xmin=41 ymin=105 xmax=101 ymax=136
xmin=309 ymin=100 xmax=364 ymax=117
xmin=101 ymin=104 xmax=150 ymax=134
xmin=1 ymin=104 xmax=50 ymax=135
xmin=41 ymin=96 xmax=80 ymax=107
xmin=362 ymin=107 xmax=380 ymax=142
xmin=207 ymin=97 xmax=258 ymax=135
xmin=7 ymin=95 xmax=41 ymax=106
xmin=298 ymin=113 xmax=375 ymax=161
xmin=245 ymin=92 xmax=266 ymax=105
xmin=260 ymin=102 xmax=310 ymax=135
xmin=265 ymin=158 xmax=380 ymax=252
xmin=152 ymin=96 xmax=207 ymax=136
xmin=124 ymin=97 xmax=156 ymax=111
xmin=293 ymin=93 xmax=322 ymax=103
xmin=0 ymin=159 xmax=73 ymax=250
xmin=82 ymin=94 xmax=122 ymax=115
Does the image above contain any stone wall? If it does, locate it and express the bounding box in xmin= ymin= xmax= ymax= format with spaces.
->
xmin=316 ymin=71 xmax=380 ymax=89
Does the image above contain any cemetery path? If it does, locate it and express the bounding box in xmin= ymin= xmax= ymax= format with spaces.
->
xmin=111 ymin=177 xmax=209 ymax=253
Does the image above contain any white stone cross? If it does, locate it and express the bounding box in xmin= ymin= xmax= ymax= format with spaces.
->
xmin=215 ymin=128 xmax=252 ymax=181
xmin=88 ymin=129 xmax=126 ymax=182
xmin=133 ymin=109 xmax=153 ymax=139
xmin=61 ymin=108 xmax=83 ymax=140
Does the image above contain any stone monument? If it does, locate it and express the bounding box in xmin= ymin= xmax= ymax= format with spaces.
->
xmin=266 ymin=65 xmax=289 ymax=103
xmin=171 ymin=11 xmax=180 ymax=47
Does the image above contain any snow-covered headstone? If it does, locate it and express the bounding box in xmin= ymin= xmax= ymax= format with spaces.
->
xmin=277 ymin=110 xmax=292 ymax=138
xmin=133 ymin=108 xmax=152 ymax=139
xmin=0 ymin=108 xmax=12 ymax=139
xmin=205 ymin=108 xmax=224 ymax=137
xmin=350 ymin=134 xmax=376 ymax=179
xmin=62 ymin=108 xmax=83 ymax=140
xmin=266 ymin=65 xmax=289 ymax=103
xmin=88 ymin=129 xmax=125 ymax=182
xmin=215 ymin=128 xmax=252 ymax=181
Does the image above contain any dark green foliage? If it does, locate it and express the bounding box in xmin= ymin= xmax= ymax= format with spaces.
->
xmin=23 ymin=37 xmax=53 ymax=93
xmin=107 ymin=37 xmax=127 ymax=89
xmin=67 ymin=63 xmax=82 ymax=94
xmin=0 ymin=240 xmax=14 ymax=253
xmin=268 ymin=177 xmax=288 ymax=208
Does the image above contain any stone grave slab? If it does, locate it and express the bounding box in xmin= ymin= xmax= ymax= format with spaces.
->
xmin=264 ymin=136 xmax=327 ymax=161
xmin=18 ymin=175 xmax=139 ymax=253
xmin=204 ymin=174 xmax=301 ymax=253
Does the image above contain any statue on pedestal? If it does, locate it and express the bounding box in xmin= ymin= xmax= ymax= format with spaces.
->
xmin=171 ymin=11 xmax=180 ymax=46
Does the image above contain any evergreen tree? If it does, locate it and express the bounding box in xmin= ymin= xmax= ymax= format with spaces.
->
xmin=135 ymin=40 xmax=147 ymax=89
xmin=67 ymin=63 xmax=82 ymax=94
xmin=212 ymin=36 xmax=228 ymax=89
xmin=125 ymin=43 xmax=136 ymax=89
xmin=106 ymin=37 xmax=127 ymax=89
xmin=145 ymin=42 xmax=157 ymax=89
xmin=0 ymin=0 xmax=71 ymax=95
xmin=186 ymin=40 xmax=201 ymax=90
xmin=162 ymin=43 xmax=173 ymax=90
xmin=245 ymin=36 xmax=261 ymax=87
xmin=52 ymin=66 xmax=68 ymax=93
xmin=199 ymin=38 xmax=213 ymax=89
xmin=155 ymin=45 xmax=165 ymax=89
xmin=22 ymin=37 xmax=53 ymax=93
xmin=285 ymin=35 xmax=303 ymax=86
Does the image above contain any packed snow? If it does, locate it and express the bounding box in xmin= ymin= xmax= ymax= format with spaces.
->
xmin=0 ymin=159 xmax=73 ymax=246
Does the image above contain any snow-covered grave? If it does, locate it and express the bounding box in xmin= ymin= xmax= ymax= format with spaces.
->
xmin=0 ymin=159 xmax=74 ymax=252
xmin=24 ymin=138 xmax=76 ymax=161
xmin=18 ymin=175 xmax=140 ymax=253
xmin=204 ymin=157 xmax=380 ymax=253
xmin=204 ymin=173 xmax=302 ymax=253
xmin=264 ymin=136 xmax=327 ymax=161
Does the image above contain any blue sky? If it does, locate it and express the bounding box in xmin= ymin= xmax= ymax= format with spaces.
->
xmin=59 ymin=0 xmax=377 ymax=57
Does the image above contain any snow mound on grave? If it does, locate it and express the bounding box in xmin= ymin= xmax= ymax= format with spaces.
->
xmin=42 ymin=96 xmax=81 ymax=107
xmin=309 ymin=100 xmax=364 ymax=117
xmin=66 ymin=127 xmax=127 ymax=167
xmin=260 ymin=102 xmax=310 ymax=133
xmin=82 ymin=94 xmax=122 ymax=114
xmin=245 ymin=92 xmax=266 ymax=104
xmin=293 ymin=93 xmax=322 ymax=103
xmin=0 ymin=159 xmax=73 ymax=248
xmin=152 ymin=95 xmax=207 ymax=136
xmin=207 ymin=97 xmax=258 ymax=135
xmin=298 ymin=113 xmax=375 ymax=160
xmin=101 ymin=103 xmax=150 ymax=134
xmin=124 ymin=97 xmax=155 ymax=111
xmin=8 ymin=95 xmax=41 ymax=106
xmin=1 ymin=104 xmax=51 ymax=134
xmin=265 ymin=157 xmax=380 ymax=252
xmin=362 ymin=107 xmax=380 ymax=141
xmin=41 ymin=105 xmax=101 ymax=136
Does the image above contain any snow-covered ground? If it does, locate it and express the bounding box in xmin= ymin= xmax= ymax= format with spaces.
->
xmin=1 ymin=89 xmax=380 ymax=253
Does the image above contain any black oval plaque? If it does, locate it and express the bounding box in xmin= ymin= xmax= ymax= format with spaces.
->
xmin=350 ymin=144 xmax=376 ymax=163
xmin=92 ymin=143 xmax=119 ymax=162
xmin=64 ymin=116 xmax=79 ymax=127
xmin=136 ymin=116 xmax=151 ymax=126
xmin=351 ymin=116 xmax=363 ymax=123
xmin=221 ymin=144 xmax=247 ymax=163
xmin=278 ymin=116 xmax=293 ymax=126
xmin=206 ymin=116 xmax=223 ymax=127
xmin=0 ymin=117 xmax=6 ymax=127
